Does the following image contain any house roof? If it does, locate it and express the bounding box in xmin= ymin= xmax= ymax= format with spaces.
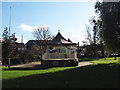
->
xmin=26 ymin=40 xmax=50 ymax=48
xmin=16 ymin=43 xmax=26 ymax=48
xmin=68 ymin=38 xmax=72 ymax=42
xmin=48 ymin=32 xmax=76 ymax=45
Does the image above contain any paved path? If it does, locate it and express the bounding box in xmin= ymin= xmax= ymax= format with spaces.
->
xmin=12 ymin=62 xmax=41 ymax=67
xmin=11 ymin=62 xmax=41 ymax=68
xmin=78 ymin=61 xmax=93 ymax=67
xmin=10 ymin=61 xmax=93 ymax=69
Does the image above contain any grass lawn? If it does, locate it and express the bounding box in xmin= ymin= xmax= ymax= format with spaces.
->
xmin=2 ymin=57 xmax=120 ymax=88
xmin=78 ymin=57 xmax=120 ymax=62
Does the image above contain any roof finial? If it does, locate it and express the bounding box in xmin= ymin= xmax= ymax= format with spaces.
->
xmin=58 ymin=29 xmax=60 ymax=33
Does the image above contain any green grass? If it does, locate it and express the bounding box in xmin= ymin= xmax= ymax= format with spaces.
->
xmin=78 ymin=57 xmax=120 ymax=62
xmin=2 ymin=57 xmax=120 ymax=88
xmin=91 ymin=57 xmax=120 ymax=65
xmin=2 ymin=66 xmax=76 ymax=80
xmin=78 ymin=57 xmax=97 ymax=61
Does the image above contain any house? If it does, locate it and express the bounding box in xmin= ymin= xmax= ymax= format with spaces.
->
xmin=16 ymin=43 xmax=26 ymax=51
xmin=79 ymin=44 xmax=104 ymax=57
xmin=25 ymin=40 xmax=50 ymax=55
xmin=42 ymin=31 xmax=78 ymax=66
xmin=77 ymin=46 xmax=85 ymax=58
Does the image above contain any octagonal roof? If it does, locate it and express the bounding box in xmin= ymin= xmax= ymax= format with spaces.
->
xmin=48 ymin=32 xmax=77 ymax=45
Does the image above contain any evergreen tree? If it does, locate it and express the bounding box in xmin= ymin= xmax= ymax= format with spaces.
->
xmin=2 ymin=27 xmax=17 ymax=67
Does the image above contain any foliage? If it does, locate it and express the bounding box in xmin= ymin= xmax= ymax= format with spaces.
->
xmin=84 ymin=45 xmax=94 ymax=57
xmin=32 ymin=26 xmax=54 ymax=64
xmin=83 ymin=15 xmax=104 ymax=57
xmin=95 ymin=1 xmax=120 ymax=53
xmin=2 ymin=27 xmax=10 ymax=60
xmin=0 ymin=40 xmax=1 ymax=61
xmin=33 ymin=26 xmax=53 ymax=40
xmin=2 ymin=27 xmax=17 ymax=66
xmin=17 ymin=51 xmax=35 ymax=63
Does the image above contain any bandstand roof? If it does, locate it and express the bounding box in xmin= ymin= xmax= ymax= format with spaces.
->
xmin=48 ymin=32 xmax=77 ymax=45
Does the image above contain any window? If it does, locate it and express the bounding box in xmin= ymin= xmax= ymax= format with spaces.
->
xmin=49 ymin=48 xmax=56 ymax=53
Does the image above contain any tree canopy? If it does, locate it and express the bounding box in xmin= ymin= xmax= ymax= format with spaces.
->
xmin=2 ymin=27 xmax=17 ymax=66
xmin=33 ymin=26 xmax=53 ymax=40
xmin=95 ymin=1 xmax=120 ymax=53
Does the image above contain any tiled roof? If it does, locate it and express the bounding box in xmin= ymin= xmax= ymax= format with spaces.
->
xmin=16 ymin=43 xmax=26 ymax=48
xmin=48 ymin=32 xmax=76 ymax=45
xmin=26 ymin=40 xmax=50 ymax=48
xmin=68 ymin=38 xmax=72 ymax=42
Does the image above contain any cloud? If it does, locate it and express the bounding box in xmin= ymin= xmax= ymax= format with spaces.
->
xmin=18 ymin=24 xmax=48 ymax=32
xmin=18 ymin=24 xmax=34 ymax=32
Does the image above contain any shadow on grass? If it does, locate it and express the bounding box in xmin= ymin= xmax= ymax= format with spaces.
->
xmin=2 ymin=64 xmax=119 ymax=88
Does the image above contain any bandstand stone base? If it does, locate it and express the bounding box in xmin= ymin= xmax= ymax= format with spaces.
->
xmin=42 ymin=59 xmax=78 ymax=67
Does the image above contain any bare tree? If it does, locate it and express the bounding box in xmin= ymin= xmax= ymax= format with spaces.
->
xmin=33 ymin=25 xmax=52 ymax=40
xmin=82 ymin=24 xmax=93 ymax=45
xmin=32 ymin=25 xmax=53 ymax=65
xmin=82 ymin=17 xmax=102 ymax=57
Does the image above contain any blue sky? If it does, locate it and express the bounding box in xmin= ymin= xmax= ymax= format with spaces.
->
xmin=2 ymin=1 xmax=96 ymax=45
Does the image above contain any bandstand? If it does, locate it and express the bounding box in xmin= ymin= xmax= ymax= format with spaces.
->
xmin=42 ymin=31 xmax=78 ymax=66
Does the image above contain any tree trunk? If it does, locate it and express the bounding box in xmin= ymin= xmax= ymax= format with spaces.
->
xmin=8 ymin=64 xmax=10 ymax=69
xmin=41 ymin=54 xmax=43 ymax=65
xmin=8 ymin=59 xmax=10 ymax=69
xmin=104 ymin=56 xmax=106 ymax=60
xmin=93 ymin=44 xmax=96 ymax=58
xmin=114 ymin=55 xmax=116 ymax=60
xmin=93 ymin=25 xmax=97 ymax=58
xmin=100 ymin=41 xmax=105 ymax=58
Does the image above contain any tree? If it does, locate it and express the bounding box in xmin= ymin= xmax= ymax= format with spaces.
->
xmin=90 ymin=16 xmax=103 ymax=57
xmin=0 ymin=38 xmax=2 ymax=63
xmin=82 ymin=24 xmax=95 ymax=57
xmin=82 ymin=24 xmax=93 ymax=45
xmin=32 ymin=25 xmax=54 ymax=65
xmin=2 ymin=27 xmax=17 ymax=68
xmin=95 ymin=1 xmax=120 ymax=59
xmin=82 ymin=16 xmax=103 ymax=58
xmin=33 ymin=27 xmax=52 ymax=40
xmin=2 ymin=27 xmax=10 ymax=66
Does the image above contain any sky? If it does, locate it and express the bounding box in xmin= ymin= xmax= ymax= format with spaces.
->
xmin=1 ymin=0 xmax=97 ymax=45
